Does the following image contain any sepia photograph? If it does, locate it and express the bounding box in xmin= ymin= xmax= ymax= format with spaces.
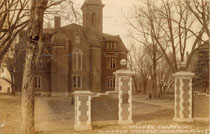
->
xmin=0 ymin=0 xmax=209 ymax=134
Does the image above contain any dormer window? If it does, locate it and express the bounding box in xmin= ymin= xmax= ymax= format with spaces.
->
xmin=107 ymin=41 xmax=117 ymax=49
xmin=75 ymin=32 xmax=80 ymax=44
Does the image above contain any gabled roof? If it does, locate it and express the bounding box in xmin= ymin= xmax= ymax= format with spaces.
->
xmin=196 ymin=40 xmax=209 ymax=51
xmin=42 ymin=23 xmax=128 ymax=52
xmin=51 ymin=23 xmax=83 ymax=46
xmin=102 ymin=33 xmax=128 ymax=52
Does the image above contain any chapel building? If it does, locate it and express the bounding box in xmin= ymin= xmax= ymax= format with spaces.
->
xmin=15 ymin=0 xmax=128 ymax=96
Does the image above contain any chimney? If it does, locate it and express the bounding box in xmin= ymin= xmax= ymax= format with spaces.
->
xmin=54 ymin=16 xmax=61 ymax=29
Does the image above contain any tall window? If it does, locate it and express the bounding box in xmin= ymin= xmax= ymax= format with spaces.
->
xmin=91 ymin=12 xmax=96 ymax=25
xmin=107 ymin=56 xmax=117 ymax=69
xmin=72 ymin=49 xmax=82 ymax=71
xmin=37 ymin=58 xmax=42 ymax=67
xmin=35 ymin=76 xmax=42 ymax=89
xmin=107 ymin=77 xmax=115 ymax=88
xmin=72 ymin=76 xmax=82 ymax=89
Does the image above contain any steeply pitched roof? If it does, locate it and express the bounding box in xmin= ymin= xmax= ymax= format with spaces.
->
xmin=84 ymin=0 xmax=102 ymax=5
xmin=102 ymin=33 xmax=128 ymax=52
xmin=51 ymin=23 xmax=83 ymax=46
xmin=81 ymin=0 xmax=104 ymax=9
xmin=195 ymin=40 xmax=209 ymax=51
xmin=43 ymin=23 xmax=128 ymax=52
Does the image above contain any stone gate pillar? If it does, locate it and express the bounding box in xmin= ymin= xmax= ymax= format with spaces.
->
xmin=74 ymin=91 xmax=92 ymax=131
xmin=173 ymin=71 xmax=194 ymax=122
xmin=114 ymin=59 xmax=134 ymax=124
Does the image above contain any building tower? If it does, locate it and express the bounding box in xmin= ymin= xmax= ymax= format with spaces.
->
xmin=81 ymin=0 xmax=104 ymax=33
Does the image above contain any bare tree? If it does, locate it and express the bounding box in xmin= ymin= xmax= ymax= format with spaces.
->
xmin=128 ymin=0 xmax=206 ymax=73
xmin=1 ymin=52 xmax=16 ymax=94
xmin=0 ymin=0 xmax=78 ymax=66
xmin=156 ymin=56 xmax=174 ymax=95
xmin=185 ymin=0 xmax=209 ymax=38
xmin=128 ymin=0 xmax=163 ymax=97
xmin=21 ymin=0 xmax=48 ymax=133
xmin=0 ymin=0 xmax=29 ymax=65
xmin=128 ymin=44 xmax=153 ymax=94
xmin=20 ymin=0 xmax=80 ymax=133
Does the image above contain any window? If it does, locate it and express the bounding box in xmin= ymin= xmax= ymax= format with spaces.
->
xmin=107 ymin=77 xmax=115 ymax=88
xmin=107 ymin=42 xmax=110 ymax=49
xmin=37 ymin=58 xmax=42 ymax=67
xmin=75 ymin=32 xmax=80 ymax=44
xmin=110 ymin=42 xmax=114 ymax=49
xmin=107 ymin=56 xmax=117 ymax=69
xmin=107 ymin=41 xmax=117 ymax=49
xmin=72 ymin=76 xmax=82 ymax=88
xmin=35 ymin=76 xmax=42 ymax=89
xmin=0 ymin=86 xmax=2 ymax=91
xmin=72 ymin=49 xmax=82 ymax=71
xmin=113 ymin=42 xmax=117 ymax=49
xmin=91 ymin=12 xmax=96 ymax=25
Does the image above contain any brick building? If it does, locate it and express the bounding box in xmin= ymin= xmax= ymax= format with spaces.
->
xmin=15 ymin=0 xmax=128 ymax=96
xmin=188 ymin=40 xmax=209 ymax=93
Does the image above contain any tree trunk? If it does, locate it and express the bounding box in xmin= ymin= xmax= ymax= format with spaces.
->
xmin=133 ymin=76 xmax=138 ymax=92
xmin=11 ymin=73 xmax=15 ymax=95
xmin=152 ymin=44 xmax=157 ymax=98
xmin=21 ymin=47 xmax=36 ymax=134
xmin=142 ymin=79 xmax=147 ymax=94
xmin=21 ymin=1 xmax=48 ymax=134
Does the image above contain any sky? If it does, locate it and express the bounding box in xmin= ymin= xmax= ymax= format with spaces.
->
xmin=70 ymin=0 xmax=135 ymax=48
xmin=46 ymin=0 xmax=205 ymax=52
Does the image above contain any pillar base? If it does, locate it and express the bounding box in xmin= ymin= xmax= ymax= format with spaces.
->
xmin=118 ymin=120 xmax=133 ymax=125
xmin=74 ymin=125 xmax=92 ymax=131
xmin=173 ymin=117 xmax=194 ymax=122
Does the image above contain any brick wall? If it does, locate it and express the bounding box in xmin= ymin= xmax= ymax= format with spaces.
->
xmin=91 ymin=91 xmax=118 ymax=122
xmin=101 ymin=52 xmax=127 ymax=92
xmin=193 ymin=91 xmax=209 ymax=118
xmin=51 ymin=46 xmax=70 ymax=93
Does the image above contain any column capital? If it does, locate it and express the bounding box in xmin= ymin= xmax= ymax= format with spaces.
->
xmin=172 ymin=71 xmax=194 ymax=78
xmin=73 ymin=90 xmax=93 ymax=96
xmin=114 ymin=69 xmax=134 ymax=77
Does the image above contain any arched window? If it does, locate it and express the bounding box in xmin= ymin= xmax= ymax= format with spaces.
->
xmin=91 ymin=12 xmax=96 ymax=25
xmin=75 ymin=32 xmax=80 ymax=44
xmin=72 ymin=49 xmax=82 ymax=71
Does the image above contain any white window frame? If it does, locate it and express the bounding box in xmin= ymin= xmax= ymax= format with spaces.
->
xmin=72 ymin=75 xmax=82 ymax=89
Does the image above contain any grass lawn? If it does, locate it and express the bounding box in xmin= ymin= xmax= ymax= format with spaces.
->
xmin=0 ymin=94 xmax=209 ymax=134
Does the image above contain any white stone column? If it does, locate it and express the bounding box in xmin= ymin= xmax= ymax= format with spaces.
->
xmin=73 ymin=91 xmax=92 ymax=131
xmin=114 ymin=69 xmax=134 ymax=124
xmin=173 ymin=71 xmax=194 ymax=122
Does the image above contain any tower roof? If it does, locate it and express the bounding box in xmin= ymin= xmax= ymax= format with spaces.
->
xmin=84 ymin=0 xmax=102 ymax=5
xmin=81 ymin=0 xmax=104 ymax=10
